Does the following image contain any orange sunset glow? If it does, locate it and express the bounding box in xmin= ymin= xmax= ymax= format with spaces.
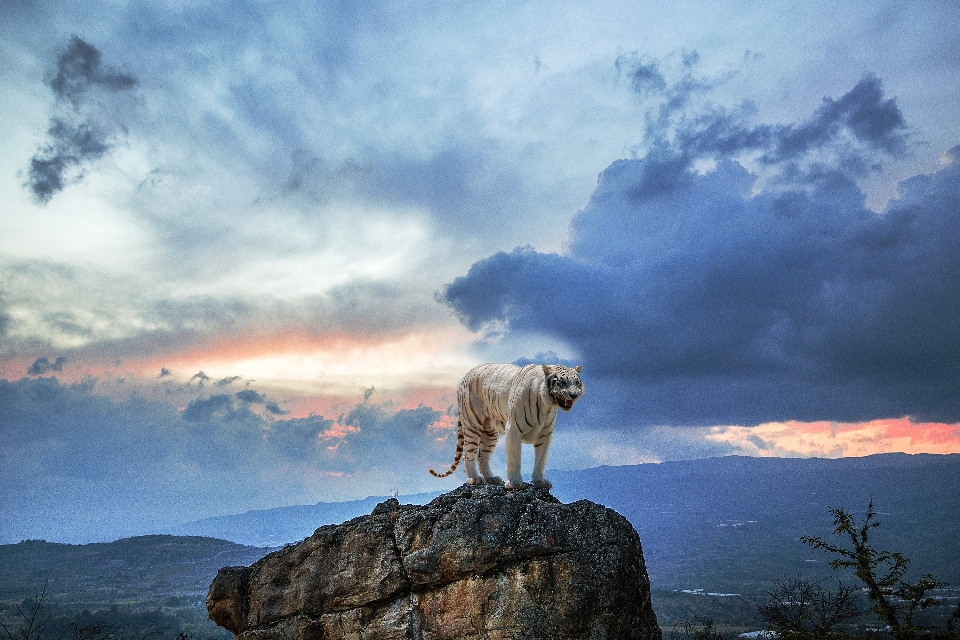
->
xmin=708 ymin=418 xmax=960 ymax=458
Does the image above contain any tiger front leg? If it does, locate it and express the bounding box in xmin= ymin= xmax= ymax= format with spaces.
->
xmin=504 ymin=422 xmax=524 ymax=489
xmin=531 ymin=429 xmax=553 ymax=489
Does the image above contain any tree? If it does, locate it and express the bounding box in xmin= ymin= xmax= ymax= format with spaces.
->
xmin=0 ymin=583 xmax=121 ymax=640
xmin=947 ymin=600 xmax=960 ymax=633
xmin=0 ymin=582 xmax=56 ymax=640
xmin=67 ymin=624 xmax=119 ymax=640
xmin=670 ymin=617 xmax=731 ymax=640
xmin=801 ymin=500 xmax=946 ymax=640
xmin=757 ymin=577 xmax=862 ymax=639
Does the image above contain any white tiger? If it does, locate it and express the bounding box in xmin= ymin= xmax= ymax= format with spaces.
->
xmin=430 ymin=363 xmax=584 ymax=489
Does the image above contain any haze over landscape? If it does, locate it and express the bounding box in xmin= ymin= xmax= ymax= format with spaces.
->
xmin=1 ymin=1 xmax=959 ymax=544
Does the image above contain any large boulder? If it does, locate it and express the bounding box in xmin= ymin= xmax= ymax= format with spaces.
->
xmin=207 ymin=484 xmax=661 ymax=640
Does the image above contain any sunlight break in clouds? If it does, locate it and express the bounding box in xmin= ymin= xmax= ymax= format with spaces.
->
xmin=0 ymin=327 xmax=473 ymax=416
xmin=707 ymin=419 xmax=960 ymax=458
xmin=154 ymin=327 xmax=478 ymax=398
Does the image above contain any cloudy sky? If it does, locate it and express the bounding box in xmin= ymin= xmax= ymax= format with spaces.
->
xmin=1 ymin=0 xmax=959 ymax=544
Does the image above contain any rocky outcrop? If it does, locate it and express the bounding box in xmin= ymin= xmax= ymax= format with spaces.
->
xmin=207 ymin=484 xmax=661 ymax=640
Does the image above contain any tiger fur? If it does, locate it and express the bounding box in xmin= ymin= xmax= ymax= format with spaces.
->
xmin=429 ymin=363 xmax=584 ymax=489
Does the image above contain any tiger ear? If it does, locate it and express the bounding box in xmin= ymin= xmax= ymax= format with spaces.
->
xmin=541 ymin=364 xmax=551 ymax=377
xmin=574 ymin=365 xmax=582 ymax=372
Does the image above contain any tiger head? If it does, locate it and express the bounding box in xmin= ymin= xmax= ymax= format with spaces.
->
xmin=542 ymin=364 xmax=584 ymax=411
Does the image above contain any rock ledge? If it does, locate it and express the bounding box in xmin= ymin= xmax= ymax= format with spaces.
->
xmin=207 ymin=484 xmax=661 ymax=640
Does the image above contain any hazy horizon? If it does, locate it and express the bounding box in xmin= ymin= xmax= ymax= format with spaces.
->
xmin=4 ymin=451 xmax=958 ymax=546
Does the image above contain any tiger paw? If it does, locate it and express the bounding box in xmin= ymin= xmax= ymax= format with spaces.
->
xmin=505 ymin=479 xmax=525 ymax=490
xmin=532 ymin=478 xmax=552 ymax=489
xmin=466 ymin=477 xmax=484 ymax=485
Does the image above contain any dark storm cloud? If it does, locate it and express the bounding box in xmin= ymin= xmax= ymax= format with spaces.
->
xmin=266 ymin=415 xmax=334 ymax=459
xmin=1 ymin=375 xmax=455 ymax=542
xmin=624 ymin=59 xmax=667 ymax=97
xmin=265 ymin=402 xmax=290 ymax=416
xmin=27 ymin=118 xmax=111 ymax=204
xmin=0 ymin=377 xmax=178 ymax=483
xmin=235 ymin=389 xmax=265 ymax=403
xmin=25 ymin=36 xmax=136 ymax=204
xmin=182 ymin=393 xmax=238 ymax=422
xmin=338 ymin=400 xmax=447 ymax=470
xmin=617 ymin=50 xmax=717 ymax=110
xmin=0 ymin=377 xmax=188 ymax=542
xmin=189 ymin=371 xmax=212 ymax=385
xmin=176 ymin=389 xmax=446 ymax=468
xmin=27 ymin=356 xmax=67 ymax=375
xmin=48 ymin=35 xmax=136 ymax=106
xmin=617 ymin=56 xmax=908 ymax=189
xmin=766 ymin=74 xmax=908 ymax=162
xmin=668 ymin=74 xmax=908 ymax=166
xmin=441 ymin=76 xmax=960 ymax=425
xmin=180 ymin=392 xmax=277 ymax=426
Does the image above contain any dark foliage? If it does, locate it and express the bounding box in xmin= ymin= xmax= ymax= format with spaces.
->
xmin=670 ymin=617 xmax=732 ymax=640
xmin=757 ymin=577 xmax=862 ymax=639
xmin=0 ymin=583 xmax=120 ymax=640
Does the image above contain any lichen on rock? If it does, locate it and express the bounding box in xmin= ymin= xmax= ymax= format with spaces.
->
xmin=207 ymin=484 xmax=661 ymax=640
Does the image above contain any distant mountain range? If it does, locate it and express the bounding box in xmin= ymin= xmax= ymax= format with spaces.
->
xmin=2 ymin=453 xmax=958 ymax=623
xmin=169 ymin=453 xmax=960 ymax=592
xmin=549 ymin=453 xmax=960 ymax=591
xmin=167 ymin=491 xmax=443 ymax=547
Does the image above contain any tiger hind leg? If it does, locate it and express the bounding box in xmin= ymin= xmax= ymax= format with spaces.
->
xmin=462 ymin=419 xmax=484 ymax=485
xmin=477 ymin=419 xmax=503 ymax=485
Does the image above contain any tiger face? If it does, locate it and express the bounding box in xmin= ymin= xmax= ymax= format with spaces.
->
xmin=543 ymin=364 xmax=584 ymax=411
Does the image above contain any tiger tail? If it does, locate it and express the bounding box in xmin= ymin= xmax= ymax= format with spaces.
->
xmin=429 ymin=419 xmax=464 ymax=477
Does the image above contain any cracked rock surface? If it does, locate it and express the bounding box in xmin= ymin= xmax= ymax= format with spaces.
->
xmin=207 ymin=484 xmax=661 ymax=640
